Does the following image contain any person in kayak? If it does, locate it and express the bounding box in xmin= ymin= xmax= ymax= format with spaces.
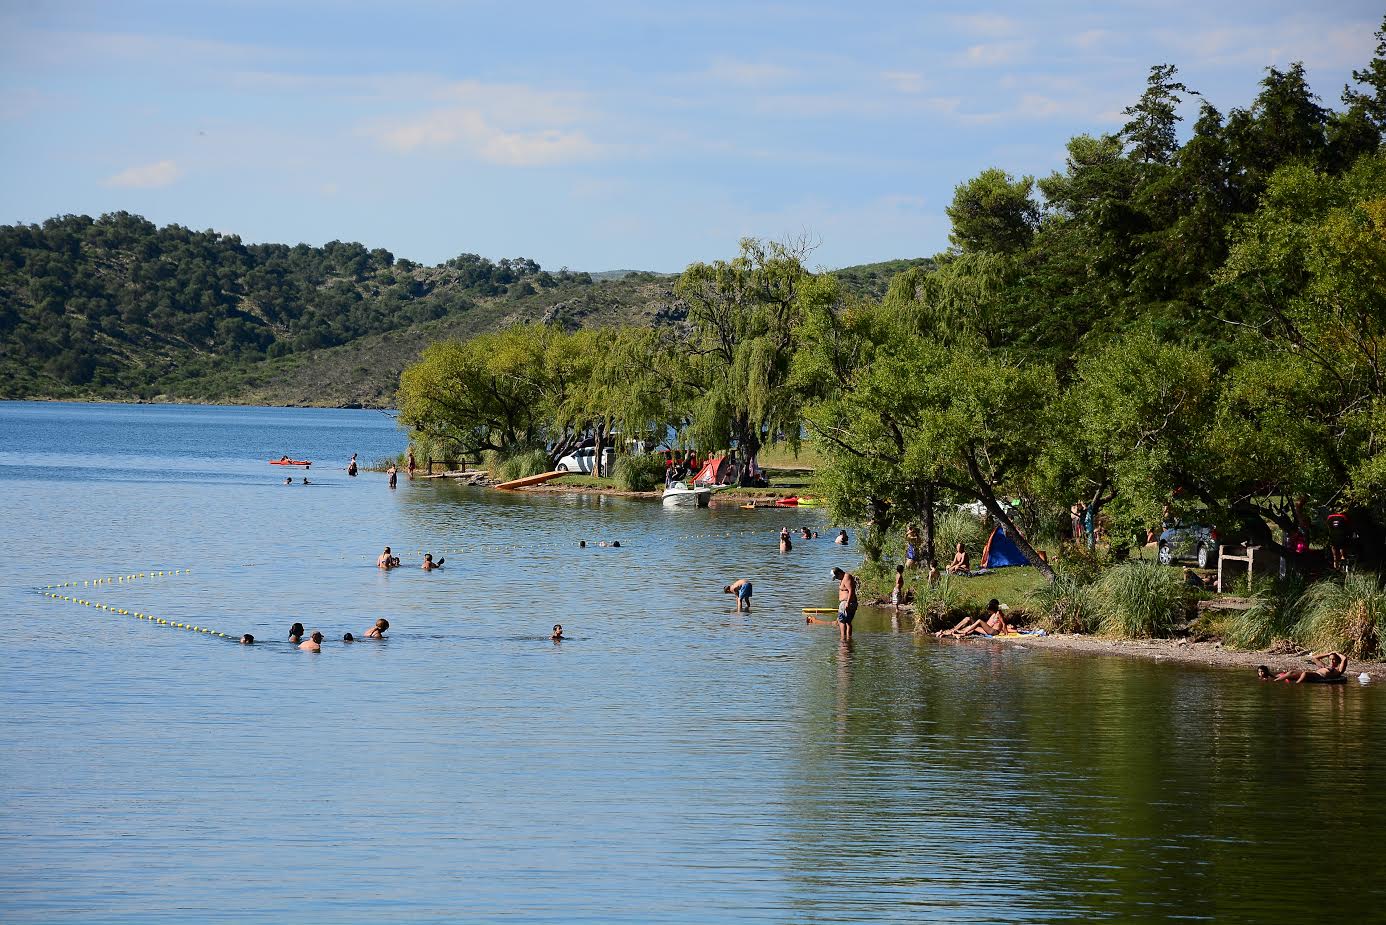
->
xmin=724 ymin=578 xmax=753 ymax=612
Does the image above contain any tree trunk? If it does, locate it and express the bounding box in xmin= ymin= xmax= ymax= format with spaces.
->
xmin=593 ymin=420 xmax=606 ymax=478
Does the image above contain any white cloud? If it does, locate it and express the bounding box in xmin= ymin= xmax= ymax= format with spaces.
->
xmin=703 ymin=56 xmax=798 ymax=86
xmin=948 ymin=13 xmax=1022 ymax=38
xmin=1071 ymin=29 xmax=1112 ymax=50
xmin=104 ymin=159 xmax=182 ymax=188
xmin=881 ymin=70 xmax=926 ymax=94
xmin=958 ymin=40 xmax=1031 ymax=67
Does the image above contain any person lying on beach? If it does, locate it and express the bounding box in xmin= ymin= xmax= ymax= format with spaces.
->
xmin=366 ymin=618 xmax=389 ymax=639
xmin=299 ymin=631 xmax=323 ymax=652
xmin=552 ymin=624 xmax=565 ymax=641
xmin=724 ymin=578 xmax=753 ymax=612
xmin=240 ymin=634 xmax=255 ymax=645
xmin=946 ymin=543 xmax=970 ymax=574
xmin=288 ymin=622 xmax=305 ymax=643
xmin=377 ymin=547 xmax=395 ymax=569
xmin=1272 ymin=651 xmax=1349 ymax=683
xmin=937 ymin=599 xmax=1009 ymax=638
xmin=421 ymin=553 xmax=445 ymax=570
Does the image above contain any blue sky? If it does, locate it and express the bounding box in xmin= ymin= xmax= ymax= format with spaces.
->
xmin=0 ymin=1 xmax=1379 ymax=271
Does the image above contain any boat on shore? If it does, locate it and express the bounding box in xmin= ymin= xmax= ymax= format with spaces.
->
xmin=662 ymin=481 xmax=711 ymax=507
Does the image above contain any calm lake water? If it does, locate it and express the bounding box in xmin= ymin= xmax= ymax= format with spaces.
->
xmin=1 ymin=401 xmax=1382 ymax=923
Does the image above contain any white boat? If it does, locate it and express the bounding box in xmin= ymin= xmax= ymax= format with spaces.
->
xmin=662 ymin=481 xmax=711 ymax=507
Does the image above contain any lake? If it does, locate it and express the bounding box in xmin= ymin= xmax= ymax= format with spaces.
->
xmin=1 ymin=401 xmax=1382 ymax=923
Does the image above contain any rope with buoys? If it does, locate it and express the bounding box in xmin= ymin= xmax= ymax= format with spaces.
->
xmin=37 ymin=569 xmax=237 ymax=641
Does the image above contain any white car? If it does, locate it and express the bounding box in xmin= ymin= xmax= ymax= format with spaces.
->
xmin=555 ymin=447 xmax=615 ymax=474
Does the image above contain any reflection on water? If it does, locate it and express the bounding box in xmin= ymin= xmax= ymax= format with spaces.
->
xmin=0 ymin=402 xmax=1382 ymax=923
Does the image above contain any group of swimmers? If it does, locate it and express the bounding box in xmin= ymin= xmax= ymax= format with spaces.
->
xmin=238 ymin=619 xmax=389 ymax=651
xmin=376 ymin=547 xmax=444 ymax=571
xmin=778 ymin=527 xmax=849 ymax=552
xmin=578 ymin=540 xmax=621 ymax=548
xmin=284 ymin=476 xmax=311 ymax=485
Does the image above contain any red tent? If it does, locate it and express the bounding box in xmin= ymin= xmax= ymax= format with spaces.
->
xmin=691 ymin=456 xmax=738 ymax=486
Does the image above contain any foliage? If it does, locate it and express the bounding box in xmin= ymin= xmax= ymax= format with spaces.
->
xmin=934 ymin=508 xmax=988 ymax=561
xmin=1093 ymin=561 xmax=1192 ymax=638
xmin=1295 ymin=572 xmax=1386 ymax=659
xmin=912 ymin=575 xmax=969 ymax=633
xmin=613 ymin=454 xmax=665 ymax=492
xmin=482 ymin=447 xmax=551 ymax=482
xmin=1225 ymin=576 xmax=1307 ymax=650
xmin=1027 ymin=573 xmax=1100 ymax=635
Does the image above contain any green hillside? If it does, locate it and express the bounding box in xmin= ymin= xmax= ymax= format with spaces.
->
xmin=0 ymin=212 xmax=922 ymax=407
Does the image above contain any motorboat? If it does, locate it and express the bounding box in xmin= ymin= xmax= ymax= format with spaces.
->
xmin=662 ymin=480 xmax=711 ymax=507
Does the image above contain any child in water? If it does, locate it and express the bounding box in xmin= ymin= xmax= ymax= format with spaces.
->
xmin=366 ymin=618 xmax=389 ymax=639
xmin=552 ymin=624 xmax=564 ymax=641
xmin=891 ymin=564 xmax=905 ymax=611
xmin=288 ymin=622 xmax=304 ymax=643
xmin=421 ymin=554 xmax=445 ymax=570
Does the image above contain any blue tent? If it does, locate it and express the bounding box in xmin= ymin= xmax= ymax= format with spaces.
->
xmin=981 ymin=526 xmax=1029 ymax=568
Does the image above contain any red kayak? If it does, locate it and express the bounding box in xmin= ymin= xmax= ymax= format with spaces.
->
xmin=775 ymin=496 xmax=799 ymax=507
xmin=269 ymin=458 xmax=312 ymax=467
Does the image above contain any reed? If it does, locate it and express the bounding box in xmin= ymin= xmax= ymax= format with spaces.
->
xmin=1294 ymin=572 xmax=1386 ymax=659
xmin=1094 ymin=560 xmax=1191 ymax=638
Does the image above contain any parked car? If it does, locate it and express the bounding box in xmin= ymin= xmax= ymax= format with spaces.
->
xmin=1157 ymin=524 xmax=1220 ymax=568
xmin=555 ymin=447 xmax=615 ymax=474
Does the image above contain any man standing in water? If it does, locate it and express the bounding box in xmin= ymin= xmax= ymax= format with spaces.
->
xmin=377 ymin=547 xmax=395 ymax=569
xmin=347 ymin=453 xmax=358 ymax=477
xmin=387 ymin=464 xmax=398 ymax=489
xmin=723 ymin=578 xmax=753 ymax=612
xmin=831 ymin=566 xmax=858 ymax=640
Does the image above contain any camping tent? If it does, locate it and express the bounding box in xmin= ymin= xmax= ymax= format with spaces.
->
xmin=981 ymin=526 xmax=1029 ymax=569
xmin=691 ymin=456 xmax=738 ymax=486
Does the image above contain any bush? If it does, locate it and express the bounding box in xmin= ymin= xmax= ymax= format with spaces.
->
xmin=1027 ymin=573 xmax=1099 ymax=634
xmin=935 ymin=508 xmax=988 ymax=562
xmin=1295 ymin=572 xmax=1386 ymax=659
xmin=613 ymin=454 xmax=664 ymax=492
xmin=482 ymin=447 xmax=550 ymax=481
xmin=913 ymin=575 xmax=971 ymax=633
xmin=1225 ymin=576 xmax=1306 ymax=650
xmin=1093 ymin=560 xmax=1192 ymax=638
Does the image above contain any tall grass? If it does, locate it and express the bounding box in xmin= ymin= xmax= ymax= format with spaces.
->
xmin=935 ymin=509 xmax=988 ymax=561
xmin=1225 ymin=576 xmax=1305 ymax=650
xmin=613 ymin=454 xmax=664 ymax=491
xmin=482 ymin=447 xmax=551 ymax=482
xmin=1295 ymin=572 xmax=1386 ymax=659
xmin=1027 ymin=573 xmax=1099 ymax=634
xmin=1093 ymin=560 xmax=1192 ymax=638
xmin=913 ymin=575 xmax=970 ymax=633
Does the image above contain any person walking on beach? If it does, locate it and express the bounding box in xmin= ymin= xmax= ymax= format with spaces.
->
xmin=831 ymin=567 xmax=858 ymax=641
xmin=724 ymin=578 xmax=753 ymax=613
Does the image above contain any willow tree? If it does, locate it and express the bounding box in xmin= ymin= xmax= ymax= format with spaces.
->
xmin=675 ymin=238 xmax=820 ymax=480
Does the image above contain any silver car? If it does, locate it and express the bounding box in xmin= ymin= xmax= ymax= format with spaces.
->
xmin=1157 ymin=524 xmax=1219 ymax=568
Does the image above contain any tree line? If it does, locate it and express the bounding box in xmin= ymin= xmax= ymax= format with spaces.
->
xmin=401 ymin=26 xmax=1386 ymax=580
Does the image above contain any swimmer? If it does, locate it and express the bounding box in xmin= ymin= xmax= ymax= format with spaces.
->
xmin=599 ymin=541 xmax=608 ymax=548
xmin=831 ymin=566 xmax=858 ymax=640
xmin=611 ymin=541 xmax=621 ymax=548
xmin=299 ymin=631 xmax=323 ymax=652
xmin=800 ymin=526 xmax=812 ymax=539
xmin=421 ymin=553 xmax=445 ymax=571
xmin=835 ymin=530 xmax=849 ymax=545
xmin=377 ymin=547 xmax=394 ymax=569
xmin=724 ymin=578 xmax=753 ymax=613
xmin=288 ymin=622 xmax=304 ymax=643
xmin=302 ymin=477 xmax=310 ymax=485
xmin=779 ymin=528 xmax=793 ymax=552
xmin=390 ymin=556 xmax=401 ymax=568
xmin=579 ymin=540 xmax=587 ymax=548
xmin=552 ymin=623 xmax=564 ymax=641
xmin=366 ymin=618 xmax=389 ymax=639
xmin=343 ymin=632 xmax=355 ymax=643
xmin=240 ymin=634 xmax=255 ymax=645
xmin=1256 ymin=665 xmax=1273 ymax=680
xmin=284 ymin=476 xmax=293 ymax=485
xmin=891 ymin=564 xmax=905 ymax=611
xmin=347 ymin=453 xmax=358 ymax=477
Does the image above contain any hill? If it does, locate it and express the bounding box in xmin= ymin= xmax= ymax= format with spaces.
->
xmin=0 ymin=212 xmax=923 ymax=407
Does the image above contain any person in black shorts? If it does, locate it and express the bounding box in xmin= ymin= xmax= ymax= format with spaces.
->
xmin=831 ymin=566 xmax=858 ymax=640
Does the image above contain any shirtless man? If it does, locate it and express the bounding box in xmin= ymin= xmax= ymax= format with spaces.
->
xmin=377 ymin=547 xmax=395 ymax=569
xmin=724 ymin=578 xmax=753 ymax=613
xmin=835 ymin=530 xmax=849 ymax=545
xmin=299 ymin=631 xmax=323 ymax=652
xmin=947 ymin=542 xmax=970 ymax=574
xmin=288 ymin=622 xmax=304 ymax=643
xmin=421 ymin=553 xmax=445 ymax=571
xmin=551 ymin=624 xmax=565 ymax=641
xmin=831 ymin=566 xmax=858 ymax=641
xmin=366 ymin=618 xmax=389 ymax=639
xmin=891 ymin=565 xmax=905 ymax=612
xmin=779 ymin=529 xmax=793 ymax=553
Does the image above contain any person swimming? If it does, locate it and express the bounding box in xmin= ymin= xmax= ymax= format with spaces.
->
xmin=779 ymin=528 xmax=792 ymax=553
xmin=343 ymin=632 xmax=355 ymax=643
xmin=366 ymin=618 xmax=389 ymax=639
xmin=799 ymin=526 xmax=812 ymax=539
xmin=377 ymin=547 xmax=395 ymax=569
xmin=835 ymin=530 xmax=849 ymax=545
xmin=724 ymin=578 xmax=753 ymax=612
xmin=579 ymin=540 xmax=587 ymax=548
xmin=301 ymin=477 xmax=310 ymax=485
xmin=1267 ymin=651 xmax=1349 ymax=683
xmin=288 ymin=622 xmax=304 ymax=643
xmin=299 ymin=631 xmax=323 ymax=652
xmin=284 ymin=476 xmax=293 ymax=485
xmin=551 ymin=624 xmax=564 ymax=641
xmin=421 ymin=553 xmax=445 ymax=571
xmin=240 ymin=634 xmax=255 ymax=645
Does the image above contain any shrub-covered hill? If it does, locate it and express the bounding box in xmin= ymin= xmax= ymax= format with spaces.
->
xmin=0 ymin=212 xmax=920 ymax=407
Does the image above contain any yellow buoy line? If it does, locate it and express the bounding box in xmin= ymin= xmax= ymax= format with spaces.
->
xmin=36 ymin=568 xmax=236 ymax=641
